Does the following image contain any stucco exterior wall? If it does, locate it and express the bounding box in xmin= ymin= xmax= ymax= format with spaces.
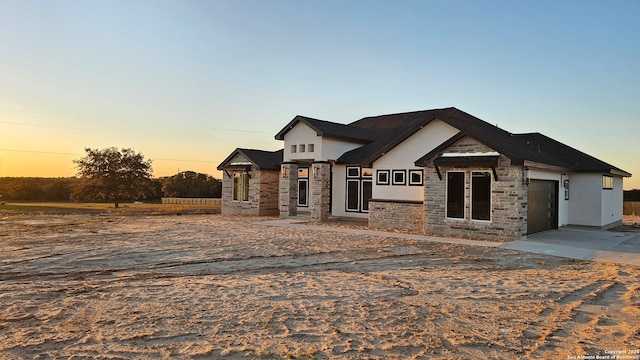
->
xmin=330 ymin=164 xmax=368 ymax=219
xmin=601 ymin=175 xmax=624 ymax=227
xmin=568 ymin=174 xmax=603 ymax=227
xmin=423 ymin=137 xmax=527 ymax=242
xmin=372 ymin=119 xmax=459 ymax=201
xmin=282 ymin=122 xmax=364 ymax=162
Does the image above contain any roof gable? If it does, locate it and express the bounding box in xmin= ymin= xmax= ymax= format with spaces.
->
xmin=217 ymin=148 xmax=283 ymax=171
xmin=274 ymin=115 xmax=376 ymax=143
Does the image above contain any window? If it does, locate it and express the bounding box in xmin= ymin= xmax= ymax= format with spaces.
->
xmin=471 ymin=172 xmax=491 ymax=221
xmin=446 ymin=172 xmax=465 ymax=219
xmin=376 ymin=170 xmax=390 ymax=185
xmin=392 ymin=170 xmax=406 ymax=185
xmin=361 ymin=180 xmax=372 ymax=211
xmin=308 ymin=144 xmax=315 ymax=152
xmin=603 ymin=175 xmax=613 ymax=190
xmin=291 ymin=144 xmax=297 ymax=153
xmin=409 ymin=169 xmax=423 ymax=186
xmin=298 ymin=168 xmax=309 ymax=206
xmin=347 ymin=167 xmax=360 ymax=178
xmin=299 ymin=144 xmax=306 ymax=152
xmin=345 ymin=166 xmax=372 ymax=213
xmin=233 ymin=173 xmax=250 ymax=202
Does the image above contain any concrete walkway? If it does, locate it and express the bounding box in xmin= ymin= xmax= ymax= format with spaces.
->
xmin=501 ymin=227 xmax=640 ymax=265
xmin=258 ymin=219 xmax=640 ymax=265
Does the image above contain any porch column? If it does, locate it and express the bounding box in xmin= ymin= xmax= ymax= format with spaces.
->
xmin=279 ymin=162 xmax=298 ymax=218
xmin=310 ymin=162 xmax=331 ymax=221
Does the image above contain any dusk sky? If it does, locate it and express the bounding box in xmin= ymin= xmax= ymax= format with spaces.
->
xmin=1 ymin=0 xmax=639 ymax=188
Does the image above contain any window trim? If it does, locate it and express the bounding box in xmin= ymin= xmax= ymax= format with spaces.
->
xmin=297 ymin=167 xmax=309 ymax=207
xmin=232 ymin=173 xmax=250 ymax=202
xmin=408 ymin=169 xmax=423 ymax=186
xmin=376 ymin=170 xmax=390 ymax=185
xmin=308 ymin=143 xmax=315 ymax=152
xmin=290 ymin=144 xmax=297 ymax=153
xmin=345 ymin=166 xmax=372 ymax=213
xmin=470 ymin=171 xmax=491 ymax=222
xmin=446 ymin=171 xmax=465 ymax=220
xmin=346 ymin=166 xmax=360 ymax=178
xmin=392 ymin=170 xmax=406 ymax=185
xmin=602 ymin=175 xmax=614 ymax=190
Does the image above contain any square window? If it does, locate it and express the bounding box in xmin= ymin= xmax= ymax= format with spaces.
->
xmin=299 ymin=144 xmax=305 ymax=152
xmin=308 ymin=144 xmax=315 ymax=152
xmin=291 ymin=144 xmax=297 ymax=153
xmin=409 ymin=169 xmax=423 ymax=186
xmin=298 ymin=167 xmax=308 ymax=178
xmin=362 ymin=168 xmax=373 ymax=177
xmin=392 ymin=170 xmax=406 ymax=185
xmin=376 ymin=170 xmax=390 ymax=185
xmin=347 ymin=167 xmax=360 ymax=178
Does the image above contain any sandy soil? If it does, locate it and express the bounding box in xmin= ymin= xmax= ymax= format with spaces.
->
xmin=1 ymin=214 xmax=639 ymax=359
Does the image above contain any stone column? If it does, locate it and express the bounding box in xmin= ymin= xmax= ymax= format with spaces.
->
xmin=310 ymin=162 xmax=331 ymax=221
xmin=279 ymin=162 xmax=298 ymax=218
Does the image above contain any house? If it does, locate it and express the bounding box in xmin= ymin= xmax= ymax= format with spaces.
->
xmin=218 ymin=107 xmax=631 ymax=241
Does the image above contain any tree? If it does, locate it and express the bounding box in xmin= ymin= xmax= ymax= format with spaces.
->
xmin=72 ymin=147 xmax=153 ymax=208
xmin=161 ymin=171 xmax=222 ymax=198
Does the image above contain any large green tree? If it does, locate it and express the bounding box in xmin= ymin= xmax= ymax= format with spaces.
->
xmin=72 ymin=147 xmax=153 ymax=208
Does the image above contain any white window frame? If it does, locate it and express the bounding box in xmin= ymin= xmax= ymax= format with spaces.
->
xmin=232 ymin=173 xmax=250 ymax=202
xmin=298 ymin=167 xmax=309 ymax=207
xmin=409 ymin=169 xmax=423 ymax=186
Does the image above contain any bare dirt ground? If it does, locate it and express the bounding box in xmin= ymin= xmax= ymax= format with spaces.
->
xmin=1 ymin=214 xmax=639 ymax=359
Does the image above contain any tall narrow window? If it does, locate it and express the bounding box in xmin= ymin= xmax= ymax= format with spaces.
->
xmin=471 ymin=172 xmax=491 ymax=221
xmin=446 ymin=172 xmax=465 ymax=219
xmin=241 ymin=173 xmax=249 ymax=202
xmin=346 ymin=180 xmax=359 ymax=211
xmin=298 ymin=168 xmax=308 ymax=206
xmin=233 ymin=174 xmax=241 ymax=201
xmin=361 ymin=180 xmax=372 ymax=211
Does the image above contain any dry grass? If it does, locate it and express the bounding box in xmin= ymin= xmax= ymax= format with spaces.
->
xmin=0 ymin=202 xmax=220 ymax=217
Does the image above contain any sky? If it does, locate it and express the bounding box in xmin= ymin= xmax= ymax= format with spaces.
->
xmin=0 ymin=0 xmax=638 ymax=188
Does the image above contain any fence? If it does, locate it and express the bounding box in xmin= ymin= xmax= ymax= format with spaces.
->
xmin=161 ymin=198 xmax=221 ymax=206
xmin=623 ymin=201 xmax=640 ymax=215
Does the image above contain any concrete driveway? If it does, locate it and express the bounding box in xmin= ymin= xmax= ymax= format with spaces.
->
xmin=500 ymin=227 xmax=640 ymax=265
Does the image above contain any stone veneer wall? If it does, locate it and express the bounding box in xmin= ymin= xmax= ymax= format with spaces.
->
xmin=310 ymin=162 xmax=331 ymax=221
xmin=369 ymin=199 xmax=424 ymax=232
xmin=423 ymin=136 xmax=527 ymax=242
xmin=258 ymin=170 xmax=280 ymax=215
xmin=279 ymin=162 xmax=298 ymax=218
xmin=221 ymin=166 xmax=280 ymax=216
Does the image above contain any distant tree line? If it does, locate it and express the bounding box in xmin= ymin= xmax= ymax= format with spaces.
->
xmin=0 ymin=172 xmax=221 ymax=202
xmin=624 ymin=189 xmax=640 ymax=201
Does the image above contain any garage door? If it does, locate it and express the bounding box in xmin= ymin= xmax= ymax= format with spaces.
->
xmin=527 ymin=180 xmax=558 ymax=235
